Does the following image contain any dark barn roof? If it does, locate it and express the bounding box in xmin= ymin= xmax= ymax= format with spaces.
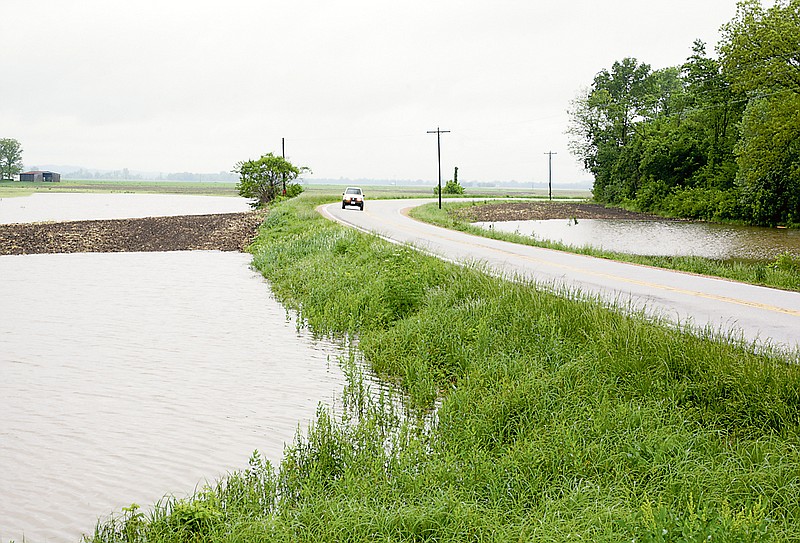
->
xmin=19 ymin=170 xmax=61 ymax=182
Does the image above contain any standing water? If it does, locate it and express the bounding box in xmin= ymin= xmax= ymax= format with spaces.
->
xmin=0 ymin=193 xmax=251 ymax=224
xmin=475 ymin=218 xmax=800 ymax=260
xmin=0 ymin=195 xmax=349 ymax=542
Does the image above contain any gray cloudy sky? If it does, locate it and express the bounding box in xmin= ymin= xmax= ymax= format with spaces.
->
xmin=4 ymin=0 xmax=743 ymax=184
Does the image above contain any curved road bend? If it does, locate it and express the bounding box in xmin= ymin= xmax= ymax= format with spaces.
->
xmin=319 ymin=198 xmax=800 ymax=354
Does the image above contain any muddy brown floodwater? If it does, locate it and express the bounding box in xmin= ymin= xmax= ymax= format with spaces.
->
xmin=452 ymin=201 xmax=674 ymax=222
xmin=0 ymin=251 xmax=351 ymax=542
xmin=461 ymin=202 xmax=800 ymax=260
xmin=0 ymin=194 xmax=349 ymax=542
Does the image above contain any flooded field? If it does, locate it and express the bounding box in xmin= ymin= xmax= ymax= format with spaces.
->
xmin=0 ymin=251 xmax=349 ymax=541
xmin=475 ymin=218 xmax=800 ymax=260
xmin=0 ymin=194 xmax=348 ymax=542
xmin=0 ymin=192 xmax=251 ymax=224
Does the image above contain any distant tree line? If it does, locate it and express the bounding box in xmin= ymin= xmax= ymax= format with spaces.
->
xmin=61 ymin=169 xmax=239 ymax=182
xmin=62 ymin=168 xmax=140 ymax=180
xmin=569 ymin=0 xmax=800 ymax=226
xmin=163 ymin=171 xmax=239 ymax=182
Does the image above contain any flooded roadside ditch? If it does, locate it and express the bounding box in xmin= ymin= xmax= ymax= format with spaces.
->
xmin=473 ymin=218 xmax=800 ymax=260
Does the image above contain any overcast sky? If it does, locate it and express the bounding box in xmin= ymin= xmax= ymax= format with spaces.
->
xmin=4 ymin=1 xmax=746 ymax=184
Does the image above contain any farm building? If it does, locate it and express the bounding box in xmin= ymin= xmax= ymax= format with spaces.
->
xmin=19 ymin=170 xmax=61 ymax=182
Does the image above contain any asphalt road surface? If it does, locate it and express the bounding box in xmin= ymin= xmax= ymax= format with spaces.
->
xmin=320 ymin=198 xmax=800 ymax=355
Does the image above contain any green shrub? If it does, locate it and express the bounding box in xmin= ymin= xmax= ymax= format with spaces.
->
xmin=285 ymin=182 xmax=304 ymax=198
xmin=772 ymin=251 xmax=800 ymax=273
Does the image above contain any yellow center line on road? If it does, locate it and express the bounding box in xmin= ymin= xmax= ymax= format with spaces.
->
xmin=395 ymin=205 xmax=800 ymax=319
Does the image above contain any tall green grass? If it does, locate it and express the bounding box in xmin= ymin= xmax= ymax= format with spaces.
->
xmin=411 ymin=200 xmax=800 ymax=292
xmin=90 ymin=194 xmax=800 ymax=542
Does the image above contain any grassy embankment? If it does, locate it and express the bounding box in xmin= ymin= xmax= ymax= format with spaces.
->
xmin=411 ymin=200 xmax=800 ymax=293
xmin=90 ymin=194 xmax=800 ymax=542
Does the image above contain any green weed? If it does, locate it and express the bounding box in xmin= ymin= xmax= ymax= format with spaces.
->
xmin=89 ymin=194 xmax=800 ymax=542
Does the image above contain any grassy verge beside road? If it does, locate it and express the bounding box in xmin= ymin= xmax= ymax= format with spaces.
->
xmin=91 ymin=194 xmax=800 ymax=542
xmin=411 ymin=200 xmax=800 ymax=292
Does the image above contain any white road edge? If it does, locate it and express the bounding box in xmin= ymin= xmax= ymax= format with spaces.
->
xmin=319 ymin=198 xmax=800 ymax=356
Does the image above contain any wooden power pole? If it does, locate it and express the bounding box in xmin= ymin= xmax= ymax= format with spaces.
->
xmin=427 ymin=127 xmax=450 ymax=209
xmin=544 ymin=151 xmax=557 ymax=200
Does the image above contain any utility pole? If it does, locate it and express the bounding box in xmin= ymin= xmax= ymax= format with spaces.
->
xmin=544 ymin=151 xmax=557 ymax=201
xmin=427 ymin=127 xmax=450 ymax=209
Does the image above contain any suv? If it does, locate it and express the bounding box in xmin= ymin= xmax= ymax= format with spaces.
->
xmin=341 ymin=187 xmax=365 ymax=210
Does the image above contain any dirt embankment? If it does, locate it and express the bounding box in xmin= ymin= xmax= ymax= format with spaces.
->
xmin=453 ymin=202 xmax=672 ymax=222
xmin=0 ymin=212 xmax=265 ymax=255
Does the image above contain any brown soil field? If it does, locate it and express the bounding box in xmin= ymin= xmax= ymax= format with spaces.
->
xmin=453 ymin=201 xmax=673 ymax=222
xmin=0 ymin=203 xmax=669 ymax=256
xmin=0 ymin=212 xmax=265 ymax=255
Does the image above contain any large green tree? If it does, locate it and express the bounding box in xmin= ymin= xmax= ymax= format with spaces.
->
xmin=568 ymin=1 xmax=800 ymax=225
xmin=719 ymin=0 xmax=800 ymax=225
xmin=719 ymin=0 xmax=800 ymax=94
xmin=234 ymin=153 xmax=309 ymax=207
xmin=735 ymin=93 xmax=800 ymax=225
xmin=568 ymin=58 xmax=684 ymax=203
xmin=680 ymin=40 xmax=742 ymax=186
xmin=0 ymin=138 xmax=24 ymax=181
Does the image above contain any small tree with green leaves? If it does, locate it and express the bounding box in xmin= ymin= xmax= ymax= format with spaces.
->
xmin=435 ymin=166 xmax=465 ymax=195
xmin=234 ymin=153 xmax=309 ymax=207
xmin=0 ymin=138 xmax=24 ymax=181
xmin=445 ymin=166 xmax=465 ymax=194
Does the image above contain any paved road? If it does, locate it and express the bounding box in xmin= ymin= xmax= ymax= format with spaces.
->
xmin=320 ymin=198 xmax=800 ymax=354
